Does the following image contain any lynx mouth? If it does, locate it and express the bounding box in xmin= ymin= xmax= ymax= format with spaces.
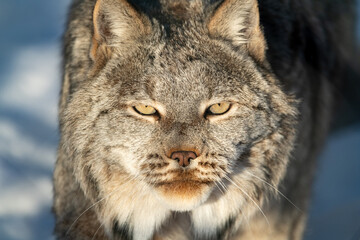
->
xmin=155 ymin=180 xmax=212 ymax=189
xmin=153 ymin=180 xmax=213 ymax=211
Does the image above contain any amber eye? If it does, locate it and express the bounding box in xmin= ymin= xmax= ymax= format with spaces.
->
xmin=207 ymin=102 xmax=231 ymax=115
xmin=133 ymin=104 xmax=157 ymax=115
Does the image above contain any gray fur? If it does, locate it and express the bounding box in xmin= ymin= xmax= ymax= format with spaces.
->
xmin=53 ymin=0 xmax=353 ymax=239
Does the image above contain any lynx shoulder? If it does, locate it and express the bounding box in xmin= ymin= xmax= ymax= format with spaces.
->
xmin=54 ymin=0 xmax=353 ymax=239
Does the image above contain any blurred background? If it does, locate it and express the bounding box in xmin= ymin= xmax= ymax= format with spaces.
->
xmin=0 ymin=1 xmax=359 ymax=239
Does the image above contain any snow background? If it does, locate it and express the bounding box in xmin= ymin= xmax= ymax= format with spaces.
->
xmin=0 ymin=0 xmax=359 ymax=239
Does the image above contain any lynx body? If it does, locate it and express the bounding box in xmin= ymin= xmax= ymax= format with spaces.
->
xmin=54 ymin=0 xmax=347 ymax=239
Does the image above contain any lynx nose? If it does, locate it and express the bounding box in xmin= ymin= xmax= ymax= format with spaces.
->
xmin=170 ymin=151 xmax=197 ymax=168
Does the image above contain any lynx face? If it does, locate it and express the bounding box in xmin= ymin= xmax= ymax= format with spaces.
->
xmin=59 ymin=0 xmax=298 ymax=238
xmin=89 ymin=42 xmax=281 ymax=211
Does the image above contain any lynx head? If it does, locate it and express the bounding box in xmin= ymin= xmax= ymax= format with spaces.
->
xmin=62 ymin=0 xmax=297 ymax=227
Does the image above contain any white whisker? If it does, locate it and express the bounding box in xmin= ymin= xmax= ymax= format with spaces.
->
xmin=66 ymin=174 xmax=139 ymax=236
xmin=217 ymin=178 xmax=254 ymax=236
xmin=91 ymin=222 xmax=104 ymax=240
xmin=244 ymin=170 xmax=302 ymax=212
xmin=214 ymin=181 xmax=225 ymax=195
xmin=223 ymin=175 xmax=270 ymax=227
xmin=217 ymin=177 xmax=228 ymax=192
xmin=65 ymin=193 xmax=113 ymax=236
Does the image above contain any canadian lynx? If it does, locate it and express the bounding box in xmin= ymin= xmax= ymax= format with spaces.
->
xmin=54 ymin=0 xmax=353 ymax=239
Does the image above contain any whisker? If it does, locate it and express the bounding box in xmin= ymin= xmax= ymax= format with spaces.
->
xmin=91 ymin=222 xmax=104 ymax=240
xmin=244 ymin=170 xmax=302 ymax=212
xmin=223 ymin=175 xmax=270 ymax=227
xmin=217 ymin=178 xmax=254 ymax=236
xmin=236 ymin=201 xmax=252 ymax=234
xmin=214 ymin=181 xmax=225 ymax=195
xmin=218 ymin=180 xmax=227 ymax=193
xmin=214 ymin=181 xmax=223 ymax=194
xmin=65 ymin=193 xmax=113 ymax=236
xmin=217 ymin=178 xmax=227 ymax=190
xmin=66 ymin=174 xmax=138 ymax=236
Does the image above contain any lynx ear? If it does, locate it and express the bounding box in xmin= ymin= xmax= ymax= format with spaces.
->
xmin=208 ymin=0 xmax=266 ymax=62
xmin=90 ymin=0 xmax=150 ymax=64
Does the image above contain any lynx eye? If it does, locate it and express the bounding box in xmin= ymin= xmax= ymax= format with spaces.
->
xmin=133 ymin=104 xmax=157 ymax=115
xmin=207 ymin=102 xmax=231 ymax=115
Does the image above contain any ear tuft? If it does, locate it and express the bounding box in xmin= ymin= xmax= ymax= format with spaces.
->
xmin=90 ymin=0 xmax=151 ymax=69
xmin=208 ymin=0 xmax=266 ymax=62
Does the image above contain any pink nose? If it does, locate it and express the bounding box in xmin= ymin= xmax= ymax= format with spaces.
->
xmin=170 ymin=151 xmax=197 ymax=167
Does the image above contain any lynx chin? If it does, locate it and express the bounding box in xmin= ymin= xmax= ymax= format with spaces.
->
xmin=54 ymin=0 xmax=351 ymax=239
